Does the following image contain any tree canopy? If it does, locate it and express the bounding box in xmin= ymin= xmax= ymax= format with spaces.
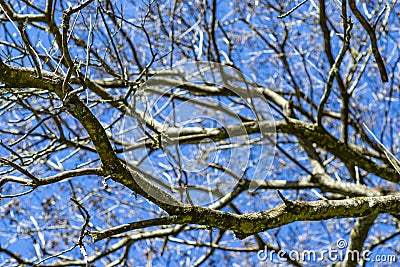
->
xmin=0 ymin=0 xmax=399 ymax=266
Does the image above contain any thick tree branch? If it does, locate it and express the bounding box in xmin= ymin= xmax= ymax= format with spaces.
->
xmin=0 ymin=62 xmax=182 ymax=212
xmin=337 ymin=214 xmax=377 ymax=267
xmin=91 ymin=195 xmax=400 ymax=241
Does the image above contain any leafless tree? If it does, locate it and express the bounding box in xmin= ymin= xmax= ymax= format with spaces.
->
xmin=0 ymin=0 xmax=399 ymax=266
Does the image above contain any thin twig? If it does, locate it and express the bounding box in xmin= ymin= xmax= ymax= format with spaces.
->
xmin=71 ymin=197 xmax=91 ymax=266
xmin=278 ymin=0 xmax=308 ymax=19
xmin=0 ymin=157 xmax=39 ymax=183
xmin=373 ymin=4 xmax=388 ymax=29
xmin=99 ymin=5 xmax=126 ymax=81
xmin=18 ymin=22 xmax=42 ymax=78
xmin=9 ymin=116 xmax=53 ymax=146
xmin=0 ymin=188 xmax=35 ymax=199
xmin=33 ymin=243 xmax=79 ymax=266
xmin=363 ymin=122 xmax=400 ymax=175
xmin=318 ymin=19 xmax=353 ymax=126
xmin=348 ymin=0 xmax=388 ymax=82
